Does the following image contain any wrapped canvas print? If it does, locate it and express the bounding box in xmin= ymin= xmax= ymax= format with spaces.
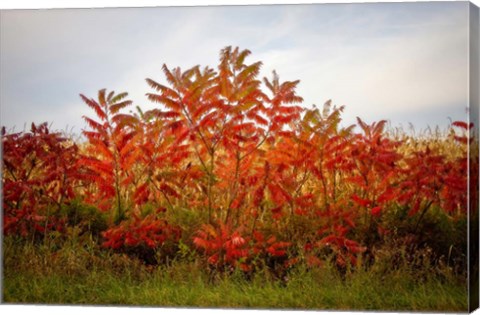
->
xmin=0 ymin=0 xmax=479 ymax=313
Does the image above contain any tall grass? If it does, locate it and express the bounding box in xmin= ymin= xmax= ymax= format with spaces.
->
xmin=2 ymin=237 xmax=467 ymax=311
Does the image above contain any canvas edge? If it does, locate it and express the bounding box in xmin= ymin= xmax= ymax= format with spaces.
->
xmin=469 ymin=1 xmax=480 ymax=313
xmin=0 ymin=9 xmax=5 ymax=305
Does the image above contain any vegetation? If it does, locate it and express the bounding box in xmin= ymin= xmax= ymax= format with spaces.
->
xmin=3 ymin=238 xmax=467 ymax=311
xmin=2 ymin=46 xmax=477 ymax=311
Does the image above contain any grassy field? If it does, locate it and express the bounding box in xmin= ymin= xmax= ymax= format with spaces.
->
xmin=2 ymin=238 xmax=468 ymax=311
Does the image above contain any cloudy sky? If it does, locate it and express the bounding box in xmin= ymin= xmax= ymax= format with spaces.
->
xmin=0 ymin=1 xmax=472 ymax=135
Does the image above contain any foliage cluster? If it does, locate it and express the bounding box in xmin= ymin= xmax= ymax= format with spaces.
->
xmin=2 ymin=46 xmax=477 ymax=282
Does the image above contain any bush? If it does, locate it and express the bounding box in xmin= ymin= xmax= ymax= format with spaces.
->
xmin=61 ymin=199 xmax=108 ymax=238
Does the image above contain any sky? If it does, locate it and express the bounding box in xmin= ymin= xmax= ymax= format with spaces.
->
xmin=0 ymin=1 xmax=473 ymax=136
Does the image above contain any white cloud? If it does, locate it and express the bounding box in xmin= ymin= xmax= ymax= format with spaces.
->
xmin=253 ymin=3 xmax=468 ymax=126
xmin=0 ymin=2 xmax=470 ymax=133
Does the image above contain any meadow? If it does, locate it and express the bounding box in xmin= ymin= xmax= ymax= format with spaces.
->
xmin=2 ymin=46 xmax=477 ymax=311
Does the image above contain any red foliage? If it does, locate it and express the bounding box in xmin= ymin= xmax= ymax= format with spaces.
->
xmin=193 ymin=222 xmax=292 ymax=272
xmin=193 ymin=222 xmax=250 ymax=269
xmin=78 ymin=89 xmax=140 ymax=222
xmin=2 ymin=123 xmax=81 ymax=237
xmin=2 ymin=47 xmax=472 ymax=276
xmin=102 ymin=213 xmax=181 ymax=250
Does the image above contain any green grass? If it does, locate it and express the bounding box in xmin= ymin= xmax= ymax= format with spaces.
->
xmin=2 ymin=238 xmax=468 ymax=311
